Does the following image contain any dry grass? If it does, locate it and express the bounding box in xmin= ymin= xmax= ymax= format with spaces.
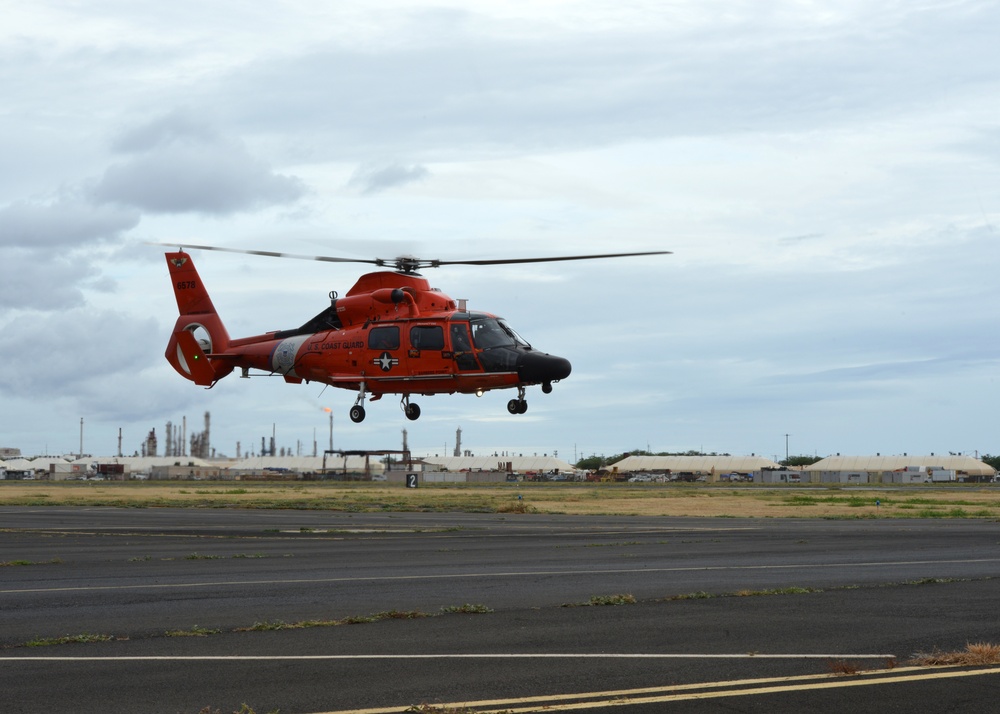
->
xmin=909 ymin=642 xmax=1000 ymax=667
xmin=2 ymin=481 xmax=1000 ymax=519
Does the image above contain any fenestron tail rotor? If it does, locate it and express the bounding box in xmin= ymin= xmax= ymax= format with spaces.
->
xmin=148 ymin=242 xmax=671 ymax=274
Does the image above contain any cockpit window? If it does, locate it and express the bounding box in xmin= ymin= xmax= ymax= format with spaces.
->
xmin=471 ymin=317 xmax=516 ymax=349
xmin=498 ymin=319 xmax=530 ymax=348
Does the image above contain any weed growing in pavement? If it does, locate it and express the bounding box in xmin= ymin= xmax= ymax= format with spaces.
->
xmin=236 ymin=620 xmax=293 ymax=632
xmin=235 ymin=610 xmax=432 ymax=632
xmin=733 ymin=587 xmax=820 ymax=597
xmin=1 ymin=557 xmax=62 ymax=567
xmin=197 ymin=705 xmax=279 ymax=714
xmin=826 ymin=659 xmax=863 ymax=675
xmin=563 ymin=593 xmax=637 ymax=607
xmin=909 ymin=642 xmax=1000 ymax=666
xmin=440 ymin=604 xmax=494 ymax=614
xmin=166 ymin=625 xmax=222 ymax=637
xmin=668 ymin=591 xmax=714 ymax=600
xmin=25 ymin=633 xmax=114 ymax=647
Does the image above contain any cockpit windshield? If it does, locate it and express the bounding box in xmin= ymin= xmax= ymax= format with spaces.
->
xmin=470 ymin=317 xmax=530 ymax=350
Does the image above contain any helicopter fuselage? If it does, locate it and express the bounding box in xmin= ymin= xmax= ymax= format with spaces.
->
xmin=165 ymin=251 xmax=571 ymax=422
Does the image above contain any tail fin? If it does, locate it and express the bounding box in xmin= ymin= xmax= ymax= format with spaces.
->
xmin=164 ymin=251 xmax=233 ymax=385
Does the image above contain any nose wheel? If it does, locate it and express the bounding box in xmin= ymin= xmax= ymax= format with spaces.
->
xmin=507 ymin=386 xmax=528 ymax=415
xmin=507 ymin=398 xmax=528 ymax=414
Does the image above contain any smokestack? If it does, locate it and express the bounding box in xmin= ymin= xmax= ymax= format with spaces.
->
xmin=204 ymin=412 xmax=211 ymax=459
xmin=454 ymin=427 xmax=462 ymax=458
xmin=182 ymin=416 xmax=187 ymax=457
xmin=117 ymin=428 xmax=122 ymax=458
xmin=79 ymin=417 xmax=84 ymax=457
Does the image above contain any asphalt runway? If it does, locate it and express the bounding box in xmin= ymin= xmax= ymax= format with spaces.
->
xmin=2 ymin=506 xmax=999 ymax=713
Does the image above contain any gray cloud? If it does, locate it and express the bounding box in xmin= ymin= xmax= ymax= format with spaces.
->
xmin=93 ymin=112 xmax=306 ymax=214
xmin=347 ymin=162 xmax=430 ymax=194
xmin=213 ymin=4 xmax=1000 ymax=162
xmin=0 ymin=308 xmax=160 ymax=399
xmin=0 ymin=192 xmax=140 ymax=249
xmin=0 ymin=251 xmax=95 ymax=311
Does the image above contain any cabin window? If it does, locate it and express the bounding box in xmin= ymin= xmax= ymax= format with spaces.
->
xmin=368 ymin=326 xmax=400 ymax=350
xmin=410 ymin=325 xmax=444 ymax=351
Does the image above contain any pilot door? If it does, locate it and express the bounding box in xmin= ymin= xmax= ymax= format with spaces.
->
xmin=449 ymin=322 xmax=479 ymax=371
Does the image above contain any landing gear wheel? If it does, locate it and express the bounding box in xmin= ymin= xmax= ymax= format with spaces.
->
xmin=507 ymin=399 xmax=528 ymax=415
xmin=404 ymin=403 xmax=421 ymax=421
xmin=349 ymin=405 xmax=366 ymax=423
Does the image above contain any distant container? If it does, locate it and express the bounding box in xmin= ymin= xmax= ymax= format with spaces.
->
xmin=885 ymin=470 xmax=925 ymax=484
xmin=49 ymin=463 xmax=86 ymax=481
xmin=818 ymin=471 xmax=871 ymax=484
xmin=754 ymin=468 xmax=803 ymax=484
xmin=929 ymin=468 xmax=956 ymax=482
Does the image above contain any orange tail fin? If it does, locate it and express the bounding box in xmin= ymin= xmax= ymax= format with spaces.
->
xmin=164 ymin=251 xmax=233 ymax=384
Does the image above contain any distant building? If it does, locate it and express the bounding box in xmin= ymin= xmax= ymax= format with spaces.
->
xmin=804 ymin=455 xmax=995 ymax=483
xmin=609 ymin=455 xmax=782 ymax=481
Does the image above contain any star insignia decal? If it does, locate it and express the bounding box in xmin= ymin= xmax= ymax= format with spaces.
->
xmin=374 ymin=351 xmax=399 ymax=372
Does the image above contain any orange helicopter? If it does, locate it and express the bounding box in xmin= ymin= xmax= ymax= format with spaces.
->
xmin=163 ymin=244 xmax=670 ymax=423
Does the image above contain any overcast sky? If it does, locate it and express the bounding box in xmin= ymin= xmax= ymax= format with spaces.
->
xmin=2 ymin=1 xmax=998 ymax=463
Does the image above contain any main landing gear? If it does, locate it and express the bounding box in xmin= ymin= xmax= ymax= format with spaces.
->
xmin=401 ymin=395 xmax=421 ymax=421
xmin=348 ymin=385 xmax=422 ymax=422
xmin=350 ymin=382 xmax=367 ymax=423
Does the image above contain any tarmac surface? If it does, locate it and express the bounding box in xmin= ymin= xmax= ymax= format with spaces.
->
xmin=2 ymin=506 xmax=999 ymax=713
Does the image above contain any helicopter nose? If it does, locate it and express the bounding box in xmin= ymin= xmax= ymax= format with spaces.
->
xmin=517 ymin=351 xmax=572 ymax=384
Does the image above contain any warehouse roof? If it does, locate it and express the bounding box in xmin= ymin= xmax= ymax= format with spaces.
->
xmin=422 ymin=455 xmax=575 ymax=473
xmin=805 ymin=455 xmax=995 ymax=477
xmin=608 ymin=455 xmax=782 ymax=473
xmin=229 ymin=455 xmax=381 ymax=472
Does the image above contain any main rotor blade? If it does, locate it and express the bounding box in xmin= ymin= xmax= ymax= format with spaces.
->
xmin=147 ymin=242 xmax=382 ymax=266
xmin=433 ymin=251 xmax=672 ymax=267
xmin=149 ymin=242 xmax=671 ymax=272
